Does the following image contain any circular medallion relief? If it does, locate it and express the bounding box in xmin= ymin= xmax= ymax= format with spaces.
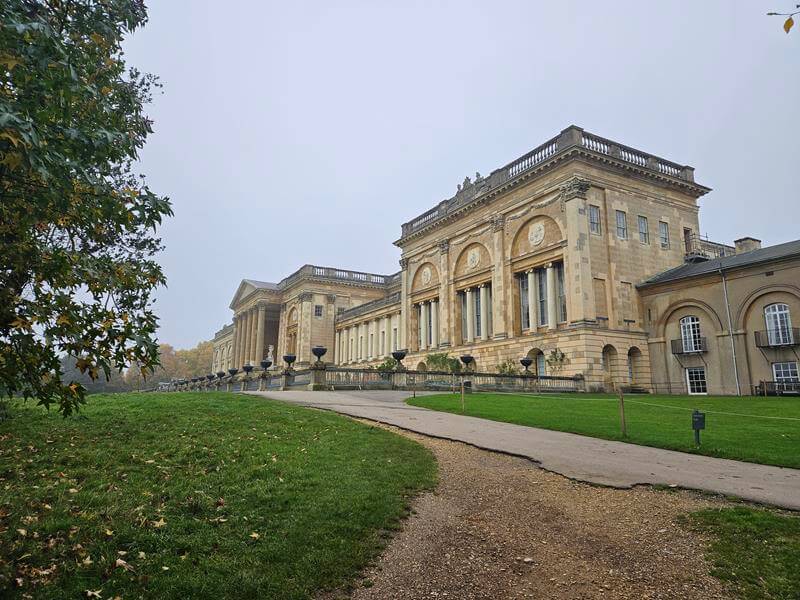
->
xmin=528 ymin=222 xmax=545 ymax=246
xmin=421 ymin=266 xmax=432 ymax=285
xmin=467 ymin=248 xmax=481 ymax=269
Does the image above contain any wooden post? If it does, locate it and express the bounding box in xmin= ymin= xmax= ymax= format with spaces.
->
xmin=618 ymin=389 xmax=627 ymax=438
xmin=461 ymin=377 xmax=465 ymax=413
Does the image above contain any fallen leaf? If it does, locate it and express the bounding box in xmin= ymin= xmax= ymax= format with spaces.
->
xmin=249 ymin=532 xmax=260 ymax=540
xmin=115 ymin=558 xmax=134 ymax=572
xmin=82 ymin=556 xmax=93 ymax=566
xmin=152 ymin=518 xmax=166 ymax=528
xmin=16 ymin=528 xmax=27 ymax=537
xmin=85 ymin=590 xmax=102 ymax=599
xmin=104 ymin=529 xmax=114 ymax=536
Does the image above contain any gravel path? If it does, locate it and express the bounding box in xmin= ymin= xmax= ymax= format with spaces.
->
xmin=345 ymin=424 xmax=731 ymax=600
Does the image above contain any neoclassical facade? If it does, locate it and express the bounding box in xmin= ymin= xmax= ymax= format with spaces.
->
xmin=212 ymin=125 xmax=800 ymax=395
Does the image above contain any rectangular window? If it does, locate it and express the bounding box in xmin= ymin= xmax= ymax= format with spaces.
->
xmin=392 ymin=327 xmax=398 ymax=351
xmin=519 ymin=274 xmax=530 ymax=330
xmin=380 ymin=331 xmax=385 ymax=356
xmin=461 ymin=292 xmax=468 ymax=341
xmin=314 ymin=305 xmax=324 ymax=317
xmin=684 ymin=227 xmax=693 ymax=253
xmin=659 ymin=221 xmax=670 ymax=249
xmin=556 ymin=263 xmax=567 ymax=322
xmin=773 ymin=361 xmax=799 ymax=382
xmin=638 ymin=215 xmax=649 ymax=244
xmin=615 ymin=210 xmax=627 ymax=239
xmin=588 ymin=205 xmax=601 ymax=235
xmin=686 ymin=367 xmax=707 ymax=395
xmin=537 ymin=268 xmax=548 ymax=326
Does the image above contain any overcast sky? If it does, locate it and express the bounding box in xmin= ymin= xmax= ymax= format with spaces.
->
xmin=123 ymin=0 xmax=800 ymax=349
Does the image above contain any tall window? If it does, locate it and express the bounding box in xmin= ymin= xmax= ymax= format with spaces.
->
xmin=556 ymin=263 xmax=567 ymax=322
xmin=680 ymin=315 xmax=703 ymax=353
xmin=314 ymin=304 xmax=324 ymax=317
xmin=659 ymin=221 xmax=670 ymax=249
xmin=683 ymin=227 xmax=693 ymax=253
xmin=765 ymin=303 xmax=793 ymax=345
xmin=536 ymin=352 xmax=546 ymax=376
xmin=638 ymin=216 xmax=649 ymax=244
xmin=615 ymin=210 xmax=627 ymax=239
xmin=392 ymin=327 xmax=398 ymax=351
xmin=519 ymin=274 xmax=530 ymax=329
xmin=589 ymin=205 xmax=601 ymax=234
xmin=537 ymin=269 xmax=548 ymax=326
xmin=686 ymin=367 xmax=707 ymax=395
xmin=773 ymin=362 xmax=799 ymax=383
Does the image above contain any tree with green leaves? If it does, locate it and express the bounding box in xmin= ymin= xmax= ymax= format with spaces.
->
xmin=0 ymin=1 xmax=171 ymax=415
xmin=424 ymin=352 xmax=462 ymax=373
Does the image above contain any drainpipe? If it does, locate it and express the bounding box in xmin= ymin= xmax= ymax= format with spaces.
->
xmin=720 ymin=268 xmax=742 ymax=396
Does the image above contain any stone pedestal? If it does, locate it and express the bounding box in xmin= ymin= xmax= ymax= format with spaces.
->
xmin=308 ymin=363 xmax=328 ymax=391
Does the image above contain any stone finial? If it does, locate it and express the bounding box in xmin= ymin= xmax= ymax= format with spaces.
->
xmin=559 ymin=177 xmax=591 ymax=201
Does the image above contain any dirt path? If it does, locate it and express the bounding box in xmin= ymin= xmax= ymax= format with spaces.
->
xmin=348 ymin=425 xmax=731 ymax=600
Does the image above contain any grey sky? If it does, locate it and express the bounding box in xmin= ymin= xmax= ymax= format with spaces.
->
xmin=123 ymin=1 xmax=800 ymax=349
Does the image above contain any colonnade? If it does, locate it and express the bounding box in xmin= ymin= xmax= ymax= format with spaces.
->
xmin=335 ymin=311 xmax=400 ymax=365
xmin=522 ymin=262 xmax=559 ymax=332
xmin=232 ymin=304 xmax=267 ymax=368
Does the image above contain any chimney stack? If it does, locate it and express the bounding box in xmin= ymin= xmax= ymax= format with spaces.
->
xmin=734 ymin=237 xmax=762 ymax=254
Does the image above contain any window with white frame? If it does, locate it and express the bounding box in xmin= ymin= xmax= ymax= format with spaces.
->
xmin=659 ymin=221 xmax=670 ymax=249
xmin=680 ymin=315 xmax=703 ymax=353
xmin=686 ymin=367 xmax=707 ymax=394
xmin=765 ymin=303 xmax=793 ymax=345
xmin=615 ymin=210 xmax=627 ymax=239
xmin=638 ymin=215 xmax=649 ymax=244
xmin=314 ymin=304 xmax=324 ymax=317
xmin=556 ymin=262 xmax=567 ymax=322
xmin=536 ymin=352 xmax=546 ymax=376
xmin=589 ymin=205 xmax=601 ymax=235
xmin=773 ymin=361 xmax=799 ymax=383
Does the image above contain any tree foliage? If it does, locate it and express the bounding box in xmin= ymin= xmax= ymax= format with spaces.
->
xmin=0 ymin=1 xmax=171 ymax=415
xmin=424 ymin=352 xmax=462 ymax=373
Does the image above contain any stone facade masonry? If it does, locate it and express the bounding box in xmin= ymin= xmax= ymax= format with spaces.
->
xmin=210 ymin=125 xmax=797 ymax=395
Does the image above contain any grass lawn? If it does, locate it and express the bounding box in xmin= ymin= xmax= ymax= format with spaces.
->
xmin=407 ymin=392 xmax=800 ymax=468
xmin=683 ymin=507 xmax=800 ymax=599
xmin=0 ymin=392 xmax=436 ymax=599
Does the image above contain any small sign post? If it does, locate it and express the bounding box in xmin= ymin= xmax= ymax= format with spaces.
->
xmin=618 ymin=389 xmax=627 ymax=438
xmin=692 ymin=409 xmax=705 ymax=445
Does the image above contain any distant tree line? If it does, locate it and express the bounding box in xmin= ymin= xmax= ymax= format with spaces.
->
xmin=59 ymin=341 xmax=213 ymax=394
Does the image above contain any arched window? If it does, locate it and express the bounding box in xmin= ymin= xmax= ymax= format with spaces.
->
xmin=680 ymin=315 xmax=702 ymax=353
xmin=765 ymin=303 xmax=793 ymax=345
xmin=536 ymin=351 xmax=546 ymax=376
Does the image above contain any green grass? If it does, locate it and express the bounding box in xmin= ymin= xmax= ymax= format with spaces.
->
xmin=407 ymin=393 xmax=800 ymax=468
xmin=0 ymin=392 xmax=436 ymax=599
xmin=684 ymin=507 xmax=800 ymax=599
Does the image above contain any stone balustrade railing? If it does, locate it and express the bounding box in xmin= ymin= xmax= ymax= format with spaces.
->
xmin=400 ymin=125 xmax=697 ymax=239
xmin=278 ymin=264 xmax=392 ymax=290
xmin=336 ymin=291 xmax=401 ymax=322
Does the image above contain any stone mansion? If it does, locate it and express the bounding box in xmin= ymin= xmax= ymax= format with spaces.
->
xmin=212 ymin=126 xmax=800 ymax=395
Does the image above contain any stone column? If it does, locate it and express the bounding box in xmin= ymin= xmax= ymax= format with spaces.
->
xmin=232 ymin=315 xmax=240 ymax=370
xmin=399 ymin=258 xmax=409 ymax=350
xmin=430 ymin=299 xmax=439 ymax=348
xmin=239 ymin=313 xmax=248 ymax=367
xmin=382 ymin=315 xmax=390 ymax=356
xmin=298 ymin=293 xmax=313 ymax=364
xmin=479 ymin=285 xmax=489 ymax=340
xmin=255 ymin=305 xmax=266 ymax=364
xmin=334 ymin=330 xmax=340 ymax=364
xmin=561 ymin=177 xmax=595 ymax=325
xmin=546 ymin=263 xmax=557 ymax=331
xmin=248 ymin=308 xmax=257 ymax=364
xmin=375 ymin=318 xmax=382 ymax=357
xmin=438 ymin=240 xmax=451 ymax=347
xmin=527 ymin=270 xmax=537 ymax=331
xmin=420 ymin=302 xmax=429 ymax=351
xmin=491 ymin=215 xmax=507 ymax=338
xmin=465 ymin=288 xmax=475 ymax=343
